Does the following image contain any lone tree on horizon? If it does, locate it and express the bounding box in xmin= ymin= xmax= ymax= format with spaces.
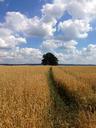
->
xmin=41 ymin=52 xmax=58 ymax=65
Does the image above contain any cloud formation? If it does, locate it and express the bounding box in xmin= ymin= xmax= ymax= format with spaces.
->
xmin=0 ymin=28 xmax=26 ymax=48
xmin=0 ymin=47 xmax=42 ymax=64
xmin=58 ymin=19 xmax=92 ymax=40
xmin=54 ymin=0 xmax=96 ymax=20
xmin=3 ymin=12 xmax=55 ymax=37
xmin=0 ymin=0 xmax=96 ymax=64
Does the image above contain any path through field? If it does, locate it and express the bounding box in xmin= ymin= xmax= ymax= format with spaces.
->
xmin=0 ymin=66 xmax=96 ymax=128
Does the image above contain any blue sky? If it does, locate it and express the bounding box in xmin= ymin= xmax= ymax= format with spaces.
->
xmin=0 ymin=0 xmax=96 ymax=64
xmin=0 ymin=0 xmax=43 ymax=23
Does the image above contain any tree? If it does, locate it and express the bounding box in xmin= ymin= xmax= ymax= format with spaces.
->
xmin=41 ymin=52 xmax=58 ymax=65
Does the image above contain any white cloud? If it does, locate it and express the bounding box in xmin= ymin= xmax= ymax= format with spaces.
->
xmin=58 ymin=19 xmax=92 ymax=40
xmin=3 ymin=11 xmax=56 ymax=38
xmin=41 ymin=39 xmax=78 ymax=50
xmin=4 ymin=12 xmax=28 ymax=32
xmin=41 ymin=3 xmax=65 ymax=25
xmin=54 ymin=0 xmax=96 ymax=21
xmin=55 ymin=44 xmax=96 ymax=64
xmin=64 ymin=40 xmax=77 ymax=49
xmin=0 ymin=0 xmax=96 ymax=64
xmin=0 ymin=47 xmax=42 ymax=64
xmin=0 ymin=38 xmax=8 ymax=48
xmin=25 ymin=16 xmax=56 ymax=37
xmin=82 ymin=44 xmax=96 ymax=57
xmin=0 ymin=28 xmax=26 ymax=48
xmin=41 ymin=39 xmax=61 ymax=50
xmin=74 ymin=44 xmax=96 ymax=64
xmin=19 ymin=47 xmax=42 ymax=58
xmin=41 ymin=37 xmax=96 ymax=64
xmin=0 ymin=41 xmax=96 ymax=64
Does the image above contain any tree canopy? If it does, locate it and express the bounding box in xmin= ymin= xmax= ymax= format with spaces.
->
xmin=41 ymin=52 xmax=58 ymax=65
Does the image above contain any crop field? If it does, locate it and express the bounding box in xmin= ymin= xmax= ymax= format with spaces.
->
xmin=0 ymin=66 xmax=96 ymax=128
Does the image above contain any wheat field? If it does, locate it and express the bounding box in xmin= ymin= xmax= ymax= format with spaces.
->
xmin=0 ymin=66 xmax=52 ymax=128
xmin=52 ymin=66 xmax=96 ymax=128
xmin=0 ymin=66 xmax=96 ymax=128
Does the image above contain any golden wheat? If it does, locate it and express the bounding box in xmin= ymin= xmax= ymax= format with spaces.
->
xmin=52 ymin=66 xmax=96 ymax=128
xmin=0 ymin=66 xmax=96 ymax=128
xmin=0 ymin=66 xmax=53 ymax=128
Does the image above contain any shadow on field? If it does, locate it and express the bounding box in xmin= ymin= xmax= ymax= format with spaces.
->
xmin=47 ymin=67 xmax=81 ymax=128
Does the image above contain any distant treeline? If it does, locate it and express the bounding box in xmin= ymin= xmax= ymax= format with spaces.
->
xmin=0 ymin=64 xmax=96 ymax=66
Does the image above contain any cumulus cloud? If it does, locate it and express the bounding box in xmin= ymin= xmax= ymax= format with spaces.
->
xmin=4 ymin=12 xmax=28 ymax=32
xmin=51 ymin=44 xmax=96 ymax=64
xmin=41 ymin=39 xmax=78 ymax=64
xmin=82 ymin=44 xmax=96 ymax=57
xmin=0 ymin=47 xmax=42 ymax=64
xmin=41 ymin=3 xmax=65 ymax=25
xmin=58 ymin=19 xmax=92 ymax=40
xmin=72 ymin=44 xmax=96 ymax=64
xmin=0 ymin=9 xmax=56 ymax=63
xmin=3 ymin=11 xmax=56 ymax=38
xmin=41 ymin=39 xmax=78 ymax=51
xmin=25 ymin=16 xmax=55 ymax=37
xmin=41 ymin=39 xmax=62 ymax=50
xmin=54 ymin=0 xmax=96 ymax=21
xmin=41 ymin=38 xmax=96 ymax=64
xmin=0 ymin=28 xmax=26 ymax=48
xmin=0 ymin=0 xmax=96 ymax=64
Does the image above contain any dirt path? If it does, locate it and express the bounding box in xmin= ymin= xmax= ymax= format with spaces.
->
xmin=48 ymin=67 xmax=86 ymax=128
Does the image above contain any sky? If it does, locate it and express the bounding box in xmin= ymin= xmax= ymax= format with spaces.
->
xmin=0 ymin=0 xmax=96 ymax=64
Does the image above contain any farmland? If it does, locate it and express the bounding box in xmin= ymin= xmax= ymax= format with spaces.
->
xmin=0 ymin=66 xmax=96 ymax=128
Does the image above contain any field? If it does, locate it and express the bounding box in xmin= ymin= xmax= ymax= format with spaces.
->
xmin=0 ymin=66 xmax=96 ymax=128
